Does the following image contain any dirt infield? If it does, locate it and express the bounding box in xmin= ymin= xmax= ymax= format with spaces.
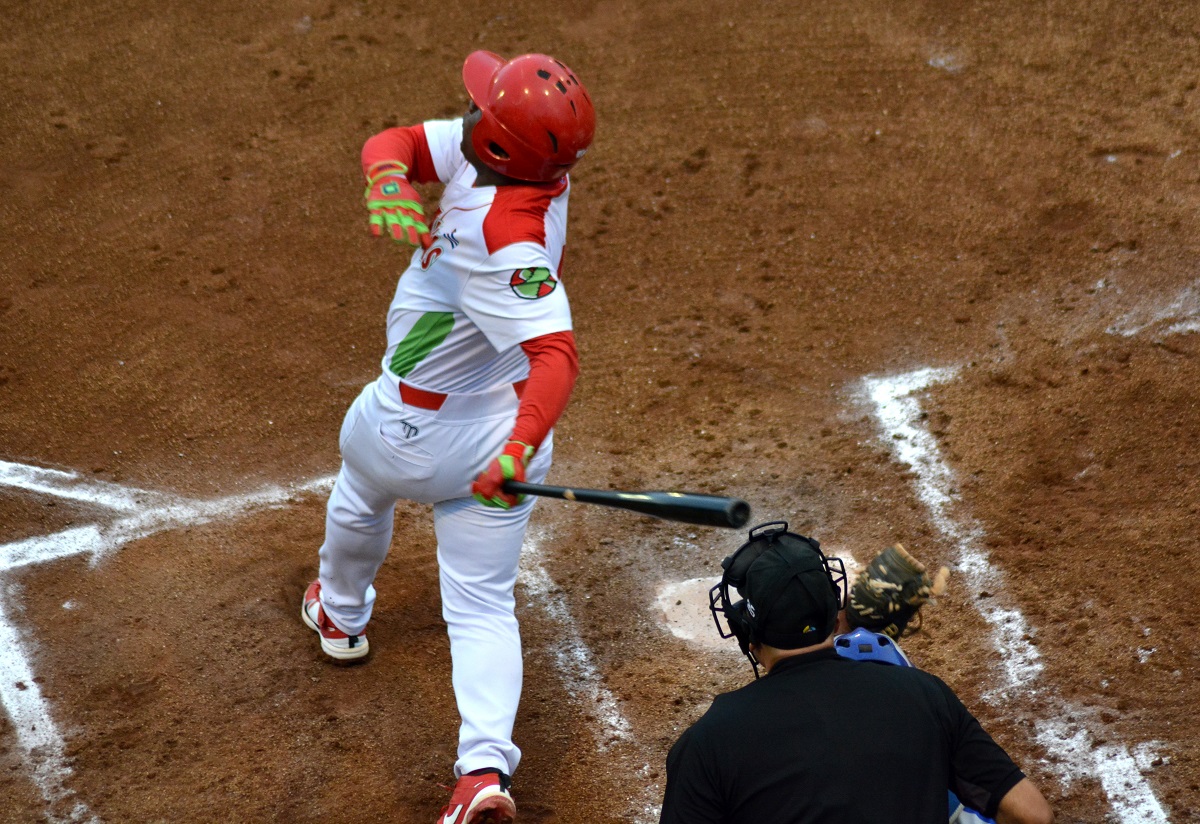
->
xmin=2 ymin=1 xmax=1198 ymax=822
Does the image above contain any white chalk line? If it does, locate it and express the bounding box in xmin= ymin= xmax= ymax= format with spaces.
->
xmin=864 ymin=368 xmax=1168 ymax=823
xmin=0 ymin=460 xmax=168 ymax=514
xmin=518 ymin=537 xmax=631 ymax=745
xmin=1037 ymin=718 xmax=1171 ymax=824
xmin=2 ymin=464 xmax=652 ymax=822
xmin=0 ymin=595 xmax=96 ymax=824
xmin=865 ymin=368 xmax=1043 ymax=693
xmin=1106 ymin=277 xmax=1200 ymax=340
xmin=0 ymin=463 xmax=336 ymax=822
xmin=519 ymin=527 xmax=659 ymax=824
xmin=1 ymin=478 xmax=336 ymax=573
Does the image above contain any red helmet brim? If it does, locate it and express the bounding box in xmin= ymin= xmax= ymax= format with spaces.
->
xmin=462 ymin=50 xmax=505 ymax=107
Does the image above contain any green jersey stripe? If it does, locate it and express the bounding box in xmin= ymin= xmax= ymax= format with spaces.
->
xmin=389 ymin=311 xmax=455 ymax=377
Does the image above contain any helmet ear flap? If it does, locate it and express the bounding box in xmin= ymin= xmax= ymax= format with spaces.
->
xmin=471 ymin=109 xmax=511 ymax=168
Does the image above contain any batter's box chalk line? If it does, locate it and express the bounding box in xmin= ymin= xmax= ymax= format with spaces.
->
xmin=0 ymin=460 xmax=335 ymax=823
xmin=862 ymin=368 xmax=1168 ymax=824
xmin=0 ymin=464 xmax=664 ymax=824
xmin=520 ymin=526 xmax=660 ymax=824
xmin=1106 ymin=277 xmax=1200 ymax=340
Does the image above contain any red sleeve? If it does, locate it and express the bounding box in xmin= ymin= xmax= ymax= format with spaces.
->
xmin=361 ymin=124 xmax=439 ymax=185
xmin=510 ymin=331 xmax=579 ymax=450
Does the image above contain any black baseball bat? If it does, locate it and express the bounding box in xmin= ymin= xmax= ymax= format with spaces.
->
xmin=502 ymin=480 xmax=750 ymax=528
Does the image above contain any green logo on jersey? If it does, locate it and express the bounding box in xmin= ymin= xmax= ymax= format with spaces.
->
xmin=510 ymin=267 xmax=558 ymax=299
xmin=389 ymin=312 xmax=454 ymax=377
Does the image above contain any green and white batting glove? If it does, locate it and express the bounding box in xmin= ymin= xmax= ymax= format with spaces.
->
xmin=471 ymin=440 xmax=535 ymax=509
xmin=364 ymin=161 xmax=432 ymax=249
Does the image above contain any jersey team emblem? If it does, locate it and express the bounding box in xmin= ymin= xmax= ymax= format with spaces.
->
xmin=510 ymin=267 xmax=558 ymax=299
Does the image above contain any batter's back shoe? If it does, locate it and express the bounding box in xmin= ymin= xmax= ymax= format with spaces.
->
xmin=437 ymin=770 xmax=515 ymax=824
xmin=301 ymin=579 xmax=369 ymax=661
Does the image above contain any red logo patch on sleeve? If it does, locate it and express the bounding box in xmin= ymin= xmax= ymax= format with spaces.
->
xmin=510 ymin=267 xmax=558 ymax=299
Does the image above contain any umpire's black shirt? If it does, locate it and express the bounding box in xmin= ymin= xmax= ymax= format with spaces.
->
xmin=659 ymin=647 xmax=1025 ymax=824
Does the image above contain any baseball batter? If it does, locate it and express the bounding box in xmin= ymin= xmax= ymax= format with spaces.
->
xmin=300 ymin=51 xmax=595 ymax=824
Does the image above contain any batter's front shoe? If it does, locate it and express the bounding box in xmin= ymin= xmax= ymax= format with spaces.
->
xmin=301 ymin=579 xmax=369 ymax=661
xmin=437 ymin=770 xmax=516 ymax=824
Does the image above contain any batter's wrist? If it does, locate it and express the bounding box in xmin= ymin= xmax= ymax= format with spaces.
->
xmin=365 ymin=160 xmax=410 ymax=186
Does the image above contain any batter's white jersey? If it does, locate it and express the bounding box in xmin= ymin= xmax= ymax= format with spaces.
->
xmin=382 ymin=118 xmax=574 ymax=393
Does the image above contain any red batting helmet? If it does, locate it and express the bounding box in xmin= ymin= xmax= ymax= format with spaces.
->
xmin=462 ymin=51 xmax=596 ymax=182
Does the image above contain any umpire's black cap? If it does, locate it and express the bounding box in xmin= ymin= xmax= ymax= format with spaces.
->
xmin=741 ymin=532 xmax=840 ymax=649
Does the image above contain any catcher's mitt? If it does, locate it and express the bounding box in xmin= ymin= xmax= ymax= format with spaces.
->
xmin=846 ymin=544 xmax=948 ymax=639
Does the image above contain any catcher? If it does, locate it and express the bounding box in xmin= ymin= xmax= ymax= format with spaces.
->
xmin=659 ymin=521 xmax=1054 ymax=824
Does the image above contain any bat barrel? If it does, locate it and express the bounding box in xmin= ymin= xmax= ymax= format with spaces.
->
xmin=503 ymin=481 xmax=751 ymax=529
xmin=725 ymin=498 xmax=751 ymax=528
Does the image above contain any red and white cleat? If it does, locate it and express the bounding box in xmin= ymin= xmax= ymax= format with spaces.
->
xmin=437 ymin=771 xmax=516 ymax=824
xmin=300 ymin=578 xmax=369 ymax=661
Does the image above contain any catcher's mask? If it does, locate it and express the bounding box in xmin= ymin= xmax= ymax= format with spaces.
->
xmin=833 ymin=627 xmax=913 ymax=668
xmin=462 ymin=50 xmax=596 ymax=182
xmin=709 ymin=521 xmax=847 ymax=678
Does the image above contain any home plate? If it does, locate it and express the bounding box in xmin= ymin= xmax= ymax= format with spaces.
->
xmin=655 ymin=578 xmax=725 ymax=648
xmin=656 ymin=554 xmax=863 ymax=649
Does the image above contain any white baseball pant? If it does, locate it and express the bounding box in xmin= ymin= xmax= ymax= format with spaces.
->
xmin=317 ymin=373 xmax=552 ymax=778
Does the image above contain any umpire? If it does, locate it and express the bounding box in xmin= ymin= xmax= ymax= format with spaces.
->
xmin=659 ymin=522 xmax=1054 ymax=824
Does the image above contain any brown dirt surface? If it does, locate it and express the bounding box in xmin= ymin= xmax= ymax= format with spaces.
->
xmin=2 ymin=1 xmax=1198 ymax=822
